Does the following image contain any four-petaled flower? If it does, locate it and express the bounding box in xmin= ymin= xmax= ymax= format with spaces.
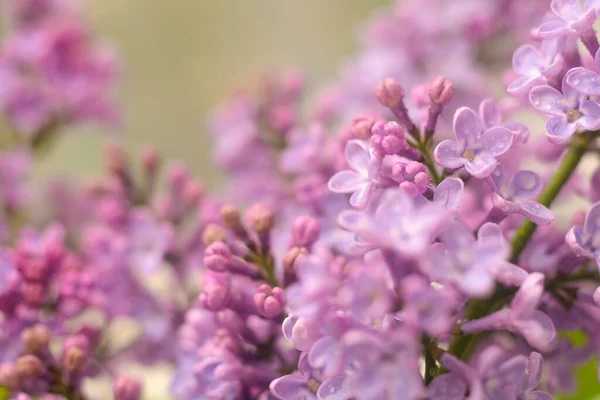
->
xmin=507 ymin=39 xmax=565 ymax=96
xmin=566 ymin=48 xmax=600 ymax=95
xmin=489 ymin=166 xmax=554 ymax=225
xmin=434 ymin=107 xmax=513 ymax=178
xmin=337 ymin=188 xmax=447 ymax=257
xmin=328 ymin=139 xmax=385 ymax=209
xmin=530 ymin=72 xmax=600 ymax=143
xmin=566 ymin=201 xmax=600 ymax=268
xmin=539 ymin=0 xmax=600 ymax=39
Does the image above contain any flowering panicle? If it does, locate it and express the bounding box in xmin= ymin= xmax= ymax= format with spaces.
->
xmin=6 ymin=0 xmax=600 ymax=399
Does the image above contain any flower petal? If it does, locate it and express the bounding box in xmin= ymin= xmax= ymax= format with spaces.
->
xmin=513 ymin=310 xmax=557 ymax=352
xmin=270 ymin=374 xmax=312 ymax=399
xmin=349 ymin=183 xmax=373 ymax=209
xmin=545 ymin=116 xmax=577 ymax=144
xmin=529 ymin=86 xmax=568 ymax=116
xmin=479 ymin=99 xmax=501 ymax=129
xmin=433 ymin=178 xmax=464 ymax=211
xmin=579 ymin=100 xmax=600 ymax=131
xmin=538 ymin=20 xmax=575 ymax=38
xmin=566 ymin=67 xmax=600 ymax=95
xmin=566 ymin=225 xmax=595 ymax=260
xmin=374 ymin=188 xmax=413 ymax=220
xmin=434 ymin=140 xmax=465 ymax=169
xmin=551 ymin=0 xmax=583 ymax=22
xmin=328 ymin=170 xmax=367 ymax=194
xmin=511 ymin=272 xmax=545 ymax=319
xmin=464 ymin=153 xmax=497 ymax=178
xmin=510 ymin=170 xmax=543 ymax=202
xmin=453 ymin=107 xmax=483 ymax=144
xmin=345 ymin=140 xmax=369 ymax=173
xmin=512 ymin=44 xmax=543 ymax=75
xmin=502 ymin=121 xmax=530 ymax=142
xmin=583 ymin=201 xmax=600 ymax=235
xmin=477 ymin=126 xmax=513 ymax=156
xmin=508 ymin=76 xmax=544 ymax=97
xmin=519 ymin=201 xmax=555 ymax=225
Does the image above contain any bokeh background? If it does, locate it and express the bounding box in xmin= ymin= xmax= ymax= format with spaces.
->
xmin=37 ymin=0 xmax=388 ymax=187
xmin=31 ymin=1 xmax=600 ymax=399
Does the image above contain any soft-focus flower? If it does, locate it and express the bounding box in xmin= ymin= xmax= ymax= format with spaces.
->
xmin=539 ymin=0 xmax=600 ymax=39
xmin=507 ymin=39 xmax=565 ymax=96
xmin=479 ymin=98 xmax=530 ymax=143
xmin=328 ymin=140 xmax=383 ymax=209
xmin=337 ymin=188 xmax=446 ymax=256
xmin=566 ymin=48 xmax=600 ymax=95
xmin=529 ymin=73 xmax=600 ymax=143
xmin=488 ymin=166 xmax=554 ymax=225
xmin=434 ymin=107 xmax=513 ymax=178
xmin=566 ymin=201 xmax=600 ymax=268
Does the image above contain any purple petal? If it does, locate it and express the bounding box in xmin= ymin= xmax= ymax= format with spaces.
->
xmin=374 ymin=188 xmax=413 ymax=220
xmin=502 ymin=121 xmax=530 ymax=142
xmin=337 ymin=209 xmax=371 ymax=232
xmin=270 ymin=374 xmax=313 ymax=399
xmin=427 ymin=374 xmax=466 ymax=400
xmin=453 ymin=107 xmax=483 ymax=144
xmin=497 ymin=355 xmax=528 ymax=385
xmin=317 ymin=375 xmax=347 ymax=400
xmin=511 ymin=272 xmax=544 ymax=318
xmin=513 ymin=310 xmax=557 ymax=351
xmin=538 ymin=20 xmax=575 ymax=38
xmin=510 ymin=170 xmax=542 ymax=202
xmin=433 ymin=178 xmax=464 ymax=211
xmin=328 ymin=171 xmax=367 ymax=194
xmin=490 ymin=262 xmax=528 ymax=286
xmin=434 ymin=140 xmax=465 ymax=169
xmin=566 ymin=225 xmax=595 ymax=260
xmin=345 ymin=140 xmax=369 ymax=173
xmin=551 ymin=0 xmax=583 ymax=22
xmin=464 ymin=153 xmax=497 ymax=178
xmin=477 ymin=126 xmax=513 ymax=156
xmin=461 ymin=310 xmax=510 ymax=333
xmin=529 ymin=86 xmax=567 ymax=116
xmin=349 ymin=183 xmax=373 ymax=209
xmin=585 ymin=0 xmax=600 ymax=12
xmin=523 ymin=352 xmax=544 ymax=391
xmin=579 ymin=100 xmax=600 ymax=130
xmin=477 ymin=222 xmax=505 ymax=246
xmin=545 ymin=116 xmax=577 ymax=144
xmin=583 ymin=201 xmax=600 ymax=236
xmin=508 ymin=76 xmax=544 ymax=96
xmin=519 ymin=201 xmax=555 ymax=225
xmin=459 ymin=267 xmax=495 ymax=297
xmin=479 ymin=99 xmax=501 ymax=129
xmin=566 ymin=68 xmax=600 ymax=95
xmin=512 ymin=45 xmax=543 ymax=75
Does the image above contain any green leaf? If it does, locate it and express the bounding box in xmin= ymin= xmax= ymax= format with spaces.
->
xmin=0 ymin=385 xmax=9 ymax=400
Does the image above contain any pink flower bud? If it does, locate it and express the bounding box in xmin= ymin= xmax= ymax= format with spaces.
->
xmin=246 ymin=203 xmax=275 ymax=233
xmin=351 ymin=116 xmax=375 ymax=139
xmin=375 ymin=78 xmax=405 ymax=107
xmin=114 ymin=376 xmax=142 ymax=400
xmin=292 ymin=216 xmax=321 ymax=247
xmin=428 ymin=76 xmax=455 ymax=105
xmin=204 ymin=242 xmax=232 ymax=272
xmin=254 ymin=284 xmax=284 ymax=318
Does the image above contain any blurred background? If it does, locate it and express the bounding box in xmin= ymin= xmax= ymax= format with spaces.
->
xmin=37 ymin=0 xmax=389 ymax=188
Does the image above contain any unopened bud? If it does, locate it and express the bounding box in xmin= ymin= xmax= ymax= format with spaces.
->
xmin=283 ymin=247 xmax=307 ymax=272
xmin=183 ymin=180 xmax=204 ymax=207
xmin=114 ymin=376 xmax=142 ymax=400
xmin=141 ymin=146 xmax=161 ymax=174
xmin=16 ymin=355 xmax=43 ymax=377
xmin=428 ymin=76 xmax=455 ymax=105
xmin=375 ymin=78 xmax=404 ymax=108
xmin=220 ymin=205 xmax=242 ymax=230
xmin=22 ymin=324 xmax=51 ymax=353
xmin=64 ymin=348 xmax=86 ymax=371
xmin=246 ymin=203 xmax=275 ymax=233
xmin=202 ymin=224 xmax=227 ymax=246
xmin=292 ymin=216 xmax=320 ymax=247
xmin=0 ymin=363 xmax=19 ymax=389
xmin=104 ymin=142 xmax=128 ymax=175
xmin=351 ymin=116 xmax=375 ymax=139
xmin=204 ymin=242 xmax=232 ymax=272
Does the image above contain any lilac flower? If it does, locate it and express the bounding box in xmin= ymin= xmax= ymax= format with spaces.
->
xmin=337 ymin=188 xmax=446 ymax=256
xmin=425 ymin=374 xmax=466 ymax=400
xmin=328 ymin=140 xmax=384 ymax=209
xmin=270 ymin=353 xmax=345 ymax=400
xmin=336 ymin=329 xmax=423 ymax=400
xmin=538 ymin=0 xmax=599 ymax=39
xmin=434 ymin=107 xmax=513 ymax=178
xmin=462 ymin=273 xmax=557 ymax=351
xmin=507 ymin=39 xmax=565 ymax=96
xmin=126 ymin=209 xmax=173 ymax=273
xmin=516 ymin=352 xmax=554 ymax=400
xmin=425 ymin=222 xmax=503 ymax=297
xmin=280 ymin=123 xmax=327 ymax=174
xmin=566 ymin=201 xmax=600 ymax=268
xmin=488 ymin=166 xmax=554 ymax=225
xmin=479 ymin=98 xmax=530 ymax=143
xmin=529 ymin=73 xmax=600 ymax=143
xmin=566 ymin=48 xmax=600 ymax=95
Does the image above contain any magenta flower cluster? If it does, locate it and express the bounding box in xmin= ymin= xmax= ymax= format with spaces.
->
xmin=4 ymin=0 xmax=600 ymax=399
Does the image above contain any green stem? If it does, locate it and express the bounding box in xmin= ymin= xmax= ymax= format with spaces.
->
xmin=448 ymin=131 xmax=598 ymax=362
xmin=510 ymin=132 xmax=593 ymax=263
xmin=422 ymin=336 xmax=439 ymax=385
xmin=417 ymin=141 xmax=442 ymax=185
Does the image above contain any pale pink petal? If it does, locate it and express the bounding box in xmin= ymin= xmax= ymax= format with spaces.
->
xmin=545 ymin=116 xmax=577 ymax=144
xmin=579 ymin=100 xmax=600 ymax=130
xmin=328 ymin=170 xmax=367 ymax=194
xmin=453 ymin=107 xmax=483 ymax=144
xmin=507 ymin=76 xmax=544 ymax=97
xmin=551 ymin=0 xmax=583 ymax=22
xmin=479 ymin=99 xmax=501 ymax=128
xmin=345 ymin=140 xmax=369 ymax=173
xmin=519 ymin=201 xmax=555 ymax=225
xmin=529 ymin=86 xmax=568 ymax=116
xmin=538 ymin=20 xmax=575 ymax=38
xmin=566 ymin=67 xmax=600 ymax=95
xmin=477 ymin=126 xmax=513 ymax=156
xmin=434 ymin=140 xmax=465 ymax=169
xmin=512 ymin=45 xmax=543 ymax=75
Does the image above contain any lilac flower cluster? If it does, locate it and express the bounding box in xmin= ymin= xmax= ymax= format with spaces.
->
xmin=5 ymin=0 xmax=600 ymax=399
